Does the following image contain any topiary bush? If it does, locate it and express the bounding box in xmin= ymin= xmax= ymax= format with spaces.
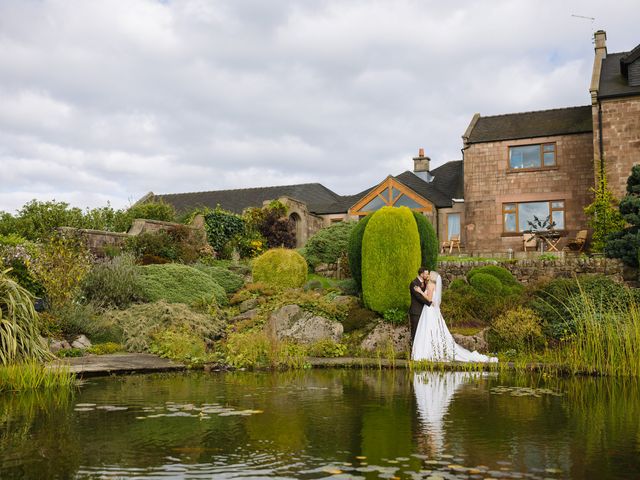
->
xmin=412 ymin=211 xmax=438 ymax=271
xmin=347 ymin=214 xmax=372 ymax=292
xmin=467 ymin=265 xmax=519 ymax=287
xmin=468 ymin=272 xmax=503 ymax=296
xmin=193 ymin=264 xmax=244 ymax=293
xmin=303 ymin=221 xmax=356 ymax=270
xmin=252 ymin=248 xmax=308 ymax=289
xmin=138 ymin=264 xmax=227 ymax=306
xmin=361 ymin=206 xmax=421 ymax=314
xmin=488 ymin=306 xmax=544 ymax=352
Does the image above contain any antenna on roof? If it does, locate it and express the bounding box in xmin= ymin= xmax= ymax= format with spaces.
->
xmin=571 ymin=14 xmax=595 ymax=26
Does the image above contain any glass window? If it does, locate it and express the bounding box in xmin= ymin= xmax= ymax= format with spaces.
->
xmin=393 ymin=194 xmax=424 ymax=209
xmin=503 ymin=204 xmax=516 ymax=232
xmin=390 ymin=187 xmax=402 ymax=202
xmin=503 ymin=200 xmax=566 ymax=232
xmin=379 ymin=189 xmax=390 ymax=202
xmin=447 ymin=213 xmax=461 ymax=240
xmin=509 ymin=143 xmax=556 ymax=169
xmin=518 ymin=201 xmax=549 ymax=232
xmin=361 ymin=195 xmax=386 ymax=212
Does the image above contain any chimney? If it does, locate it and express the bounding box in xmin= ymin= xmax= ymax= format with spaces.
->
xmin=413 ymin=148 xmax=430 ymax=173
xmin=590 ymin=30 xmax=607 ymax=103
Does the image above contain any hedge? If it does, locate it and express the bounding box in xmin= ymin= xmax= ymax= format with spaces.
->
xmin=303 ymin=221 xmax=356 ymax=268
xmin=412 ymin=211 xmax=438 ymax=271
xmin=361 ymin=206 xmax=421 ymax=314
xmin=347 ymin=214 xmax=372 ymax=291
xmin=252 ymin=248 xmax=308 ymax=288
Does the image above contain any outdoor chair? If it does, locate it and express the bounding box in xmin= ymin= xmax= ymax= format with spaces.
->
xmin=441 ymin=234 xmax=461 ymax=254
xmin=523 ymin=233 xmax=537 ymax=252
xmin=564 ymin=230 xmax=588 ymax=252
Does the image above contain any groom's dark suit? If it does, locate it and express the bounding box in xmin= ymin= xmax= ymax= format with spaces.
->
xmin=409 ymin=277 xmax=431 ymax=346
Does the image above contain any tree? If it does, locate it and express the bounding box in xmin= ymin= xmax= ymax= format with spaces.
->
xmin=244 ymin=201 xmax=295 ymax=249
xmin=347 ymin=214 xmax=373 ymax=292
xmin=584 ymin=170 xmax=625 ymax=252
xmin=605 ymin=165 xmax=640 ymax=266
xmin=412 ymin=212 xmax=438 ymax=271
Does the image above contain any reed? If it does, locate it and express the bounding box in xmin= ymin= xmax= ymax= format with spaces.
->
xmin=0 ymin=361 xmax=76 ymax=392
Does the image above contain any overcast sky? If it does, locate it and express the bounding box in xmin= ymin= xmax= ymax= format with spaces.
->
xmin=1 ymin=1 xmax=639 ymax=213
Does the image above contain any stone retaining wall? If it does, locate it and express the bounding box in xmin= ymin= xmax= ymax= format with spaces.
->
xmin=438 ymin=257 xmax=625 ymax=287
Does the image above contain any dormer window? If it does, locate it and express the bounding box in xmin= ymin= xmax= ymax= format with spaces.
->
xmin=509 ymin=143 xmax=556 ymax=170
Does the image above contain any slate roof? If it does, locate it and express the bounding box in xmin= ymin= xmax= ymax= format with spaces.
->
xmin=599 ymin=51 xmax=640 ymax=99
xmin=153 ymin=183 xmax=340 ymax=215
xmin=466 ymin=106 xmax=593 ymax=144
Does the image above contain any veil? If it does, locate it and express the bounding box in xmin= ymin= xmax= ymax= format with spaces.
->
xmin=432 ymin=273 xmax=442 ymax=308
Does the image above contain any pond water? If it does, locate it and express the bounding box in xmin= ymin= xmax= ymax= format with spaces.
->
xmin=1 ymin=369 xmax=639 ymax=479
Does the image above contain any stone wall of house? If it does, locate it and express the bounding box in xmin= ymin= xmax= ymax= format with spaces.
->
xmin=595 ymin=97 xmax=640 ymax=198
xmin=58 ymin=227 xmax=129 ymax=257
xmin=438 ymin=257 xmax=624 ymax=287
xmin=463 ymin=132 xmax=595 ymax=254
xmin=313 ymin=255 xmax=351 ymax=280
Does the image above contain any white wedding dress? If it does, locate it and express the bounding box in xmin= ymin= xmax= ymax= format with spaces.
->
xmin=411 ymin=275 xmax=498 ymax=363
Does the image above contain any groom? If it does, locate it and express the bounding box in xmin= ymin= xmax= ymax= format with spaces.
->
xmin=409 ymin=267 xmax=431 ymax=346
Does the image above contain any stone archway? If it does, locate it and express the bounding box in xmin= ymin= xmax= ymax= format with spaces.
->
xmin=289 ymin=212 xmax=304 ymax=247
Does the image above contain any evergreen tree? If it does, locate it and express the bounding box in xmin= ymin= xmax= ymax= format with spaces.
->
xmin=604 ymin=165 xmax=640 ymax=266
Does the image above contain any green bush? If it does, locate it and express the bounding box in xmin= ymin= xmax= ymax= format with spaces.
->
xmin=252 ymin=248 xmax=308 ymax=289
xmin=81 ymin=254 xmax=142 ymax=308
xmin=56 ymin=348 xmax=84 ymax=358
xmin=467 ymin=265 xmax=519 ymax=287
xmin=203 ymin=207 xmax=246 ymax=255
xmin=307 ymin=339 xmax=347 ymax=358
xmin=98 ymin=301 xmax=225 ymax=353
xmin=489 ymin=307 xmax=544 ymax=352
xmin=382 ymin=308 xmax=407 ymax=325
xmin=126 ymin=200 xmax=176 ymax=225
xmin=341 ymin=303 xmax=378 ymax=333
xmin=85 ymin=342 xmax=122 ymax=355
xmin=468 ymin=272 xmax=503 ymax=295
xmin=605 ymin=165 xmax=640 ymax=266
xmin=347 ymin=214 xmax=372 ymax=291
xmin=303 ymin=221 xmax=356 ymax=269
xmin=361 ymin=206 xmax=421 ymax=314
xmin=193 ymin=264 xmax=244 ymax=293
xmin=138 ymin=264 xmax=227 ymax=306
xmin=412 ymin=212 xmax=438 ymax=271
xmin=449 ymin=278 xmax=467 ymax=290
xmin=149 ymin=328 xmax=209 ymax=366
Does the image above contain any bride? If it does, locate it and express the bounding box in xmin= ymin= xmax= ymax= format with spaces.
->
xmin=411 ymin=271 xmax=497 ymax=363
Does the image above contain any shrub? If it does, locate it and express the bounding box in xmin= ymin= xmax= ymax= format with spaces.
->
xmin=244 ymin=201 xmax=296 ymax=250
xmin=252 ymin=248 xmax=308 ymax=289
xmin=361 ymin=206 xmax=421 ymax=314
xmin=382 ymin=308 xmax=407 ymax=325
xmin=223 ymin=330 xmax=307 ymax=369
xmin=193 ymin=264 xmax=244 ymax=293
xmin=449 ymin=278 xmax=467 ymax=290
xmin=85 ymin=342 xmax=122 ymax=355
xmin=0 ymin=239 xmax=43 ymax=296
xmin=0 ymin=270 xmax=52 ymax=365
xmin=605 ymin=165 xmax=640 ymax=266
xmin=347 ymin=214 xmax=372 ymax=291
xmin=467 ymin=265 xmax=519 ymax=287
xmin=412 ymin=212 xmax=438 ymax=271
xmin=125 ymin=230 xmax=177 ymax=262
xmin=126 ymin=200 xmax=176 ymax=225
xmin=138 ymin=264 xmax=227 ymax=306
xmin=28 ymin=232 xmax=92 ymax=312
xmin=203 ymin=207 xmax=246 ymax=255
xmin=336 ymin=278 xmax=358 ymax=296
xmin=468 ymin=273 xmax=503 ymax=296
xmin=341 ymin=304 xmax=378 ymax=332
xmin=307 ymin=339 xmax=347 ymax=358
xmin=98 ymin=301 xmax=225 ymax=353
xmin=81 ymin=253 xmax=141 ymax=308
xmin=56 ymin=348 xmax=84 ymax=358
xmin=149 ymin=328 xmax=209 ymax=366
xmin=489 ymin=307 xmax=545 ymax=351
xmin=303 ymin=221 xmax=356 ymax=269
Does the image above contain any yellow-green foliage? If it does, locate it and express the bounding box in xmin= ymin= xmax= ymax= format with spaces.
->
xmin=224 ymin=330 xmax=307 ymax=369
xmin=489 ymin=306 xmax=544 ymax=351
xmin=361 ymin=206 xmax=421 ymax=314
xmin=0 ymin=361 xmax=75 ymax=392
xmin=85 ymin=342 xmax=122 ymax=355
xmin=252 ymin=248 xmax=308 ymax=288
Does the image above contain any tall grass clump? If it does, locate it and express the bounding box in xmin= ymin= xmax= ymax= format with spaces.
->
xmin=1 ymin=269 xmax=51 ymax=365
xmin=0 ymin=362 xmax=75 ymax=392
xmin=548 ymin=285 xmax=640 ymax=376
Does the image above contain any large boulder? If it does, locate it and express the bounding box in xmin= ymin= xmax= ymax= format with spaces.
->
xmin=71 ymin=334 xmax=92 ymax=349
xmin=360 ymin=321 xmax=411 ymax=353
xmin=266 ymin=304 xmax=343 ymax=344
xmin=452 ymin=328 xmax=489 ymax=353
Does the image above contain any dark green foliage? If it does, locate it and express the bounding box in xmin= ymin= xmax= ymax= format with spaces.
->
xmin=125 ymin=231 xmax=178 ymax=262
xmin=347 ymin=214 xmax=372 ymax=291
xmin=467 ymin=265 xmax=519 ymax=288
xmin=412 ymin=212 xmax=438 ymax=271
xmin=341 ymin=303 xmax=378 ymax=333
xmin=193 ymin=264 xmax=244 ymax=293
xmin=303 ymin=221 xmax=356 ymax=269
xmin=137 ymin=264 xmax=227 ymax=306
xmin=252 ymin=248 xmax=308 ymax=288
xmin=362 ymin=206 xmax=421 ymax=314
xmin=382 ymin=308 xmax=407 ymax=325
xmin=605 ymin=165 xmax=640 ymax=266
xmin=468 ymin=273 xmax=502 ymax=295
xmin=126 ymin=200 xmax=176 ymax=225
xmin=449 ymin=278 xmax=467 ymax=290
xmin=81 ymin=254 xmax=142 ymax=308
xmin=203 ymin=207 xmax=245 ymax=255
xmin=244 ymin=201 xmax=295 ymax=250
xmin=336 ymin=278 xmax=358 ymax=296
xmin=528 ymin=275 xmax=636 ymax=340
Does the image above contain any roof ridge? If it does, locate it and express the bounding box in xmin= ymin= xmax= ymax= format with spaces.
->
xmin=157 ymin=182 xmax=334 ymax=198
xmin=477 ymin=104 xmax=590 ymax=120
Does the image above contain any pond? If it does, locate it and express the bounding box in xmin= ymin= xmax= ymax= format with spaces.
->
xmin=1 ymin=369 xmax=639 ymax=479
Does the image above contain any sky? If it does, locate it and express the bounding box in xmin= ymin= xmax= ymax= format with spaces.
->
xmin=1 ymin=0 xmax=639 ymax=213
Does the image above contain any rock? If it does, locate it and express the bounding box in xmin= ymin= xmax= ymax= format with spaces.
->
xmin=332 ymin=295 xmax=358 ymax=307
xmin=360 ymin=322 xmax=411 ymax=353
xmin=266 ymin=304 xmax=343 ymax=343
xmin=230 ymin=308 xmax=260 ymax=323
xmin=452 ymin=328 xmax=489 ymax=353
xmin=48 ymin=339 xmax=71 ymax=353
xmin=239 ymin=298 xmax=259 ymax=313
xmin=71 ymin=334 xmax=92 ymax=349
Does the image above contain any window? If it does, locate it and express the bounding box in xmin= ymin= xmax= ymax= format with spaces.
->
xmin=502 ymin=200 xmax=565 ymax=233
xmin=349 ymin=177 xmax=433 ymax=216
xmin=447 ymin=213 xmax=461 ymax=240
xmin=509 ymin=143 xmax=556 ymax=170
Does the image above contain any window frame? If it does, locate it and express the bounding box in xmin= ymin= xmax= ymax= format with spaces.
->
xmin=508 ymin=142 xmax=557 ymax=171
xmin=446 ymin=212 xmax=461 ymax=241
xmin=502 ymin=200 xmax=566 ymax=233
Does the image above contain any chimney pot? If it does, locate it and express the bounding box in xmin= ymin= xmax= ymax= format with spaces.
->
xmin=413 ymin=148 xmax=430 ymax=173
xmin=418 ymin=148 xmax=424 ymax=157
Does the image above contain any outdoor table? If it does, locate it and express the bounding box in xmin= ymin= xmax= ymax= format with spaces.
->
xmin=536 ymin=231 xmax=561 ymax=252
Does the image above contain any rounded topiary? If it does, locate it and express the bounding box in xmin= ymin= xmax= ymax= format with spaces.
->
xmin=252 ymin=248 xmax=308 ymax=288
xmin=449 ymin=278 xmax=467 ymax=290
xmin=347 ymin=214 xmax=373 ymax=291
xmin=468 ymin=272 xmax=502 ymax=296
xmin=361 ymin=206 xmax=421 ymax=314
xmin=138 ymin=264 xmax=227 ymax=306
xmin=412 ymin=211 xmax=438 ymax=271
xmin=467 ymin=265 xmax=518 ymax=287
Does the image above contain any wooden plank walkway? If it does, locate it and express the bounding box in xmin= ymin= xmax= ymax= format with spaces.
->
xmin=48 ymin=353 xmax=186 ymax=377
